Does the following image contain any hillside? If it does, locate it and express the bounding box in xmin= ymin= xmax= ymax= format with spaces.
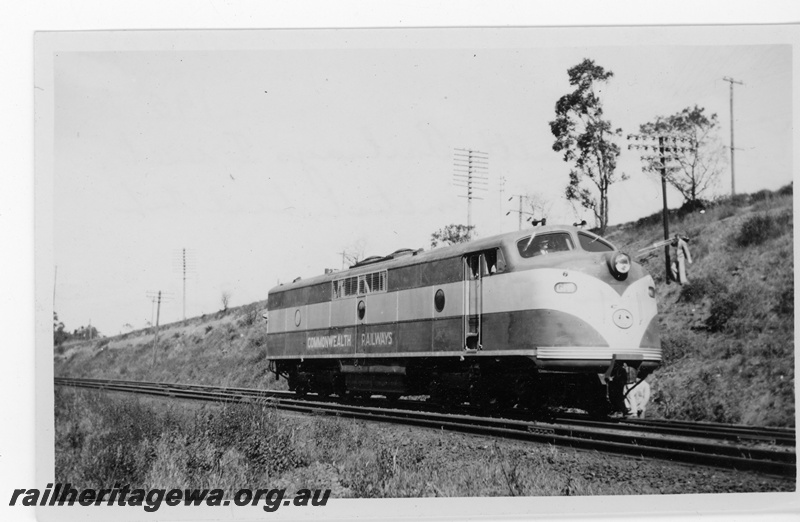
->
xmin=54 ymin=186 xmax=795 ymax=426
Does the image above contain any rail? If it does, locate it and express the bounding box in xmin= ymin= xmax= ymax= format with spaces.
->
xmin=55 ymin=377 xmax=796 ymax=477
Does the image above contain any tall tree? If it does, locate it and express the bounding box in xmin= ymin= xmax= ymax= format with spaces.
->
xmin=431 ymin=224 xmax=474 ymax=248
xmin=638 ymin=105 xmax=724 ymax=203
xmin=549 ymin=59 xmax=625 ymax=235
xmin=53 ymin=312 xmax=68 ymax=346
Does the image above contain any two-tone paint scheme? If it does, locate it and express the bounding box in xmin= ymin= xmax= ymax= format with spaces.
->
xmin=265 ymin=225 xmax=661 ymax=413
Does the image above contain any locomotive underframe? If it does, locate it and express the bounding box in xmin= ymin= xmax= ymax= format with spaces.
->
xmin=271 ymin=355 xmax=648 ymax=414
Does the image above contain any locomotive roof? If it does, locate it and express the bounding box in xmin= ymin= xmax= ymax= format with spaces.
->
xmin=268 ymin=225 xmax=610 ymax=294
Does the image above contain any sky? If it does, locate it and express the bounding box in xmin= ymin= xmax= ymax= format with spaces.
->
xmin=50 ymin=32 xmax=793 ymax=336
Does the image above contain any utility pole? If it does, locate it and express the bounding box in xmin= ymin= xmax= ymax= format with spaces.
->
xmin=173 ymin=248 xmax=195 ymax=321
xmin=182 ymin=249 xmax=186 ymax=320
xmin=723 ymin=76 xmax=743 ymax=196
xmin=146 ymin=290 xmax=172 ymax=365
xmin=152 ymin=291 xmax=161 ymax=366
xmin=453 ymin=148 xmax=488 ymax=240
xmin=148 ymin=295 xmax=157 ymax=328
xmin=506 ymin=194 xmax=538 ymax=230
xmin=628 ymin=134 xmax=694 ymax=283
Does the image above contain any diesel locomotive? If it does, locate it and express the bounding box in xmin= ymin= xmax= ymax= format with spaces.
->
xmin=264 ymin=225 xmax=661 ymax=415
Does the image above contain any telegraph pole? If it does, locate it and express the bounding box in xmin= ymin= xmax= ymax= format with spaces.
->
xmin=628 ymin=134 xmax=694 ymax=283
xmin=723 ymin=76 xmax=743 ymax=196
xmin=146 ymin=290 xmax=172 ymax=365
xmin=152 ymin=291 xmax=161 ymax=366
xmin=506 ymin=194 xmax=528 ymax=230
xmin=182 ymin=249 xmax=186 ymax=320
xmin=173 ymin=248 xmax=195 ymax=321
xmin=453 ymin=148 xmax=488 ymax=240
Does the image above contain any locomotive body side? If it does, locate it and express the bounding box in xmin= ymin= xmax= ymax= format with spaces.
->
xmin=264 ymin=226 xmax=661 ymax=413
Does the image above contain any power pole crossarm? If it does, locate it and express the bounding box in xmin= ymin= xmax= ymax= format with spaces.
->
xmin=453 ymin=148 xmax=488 ymax=240
xmin=627 ymin=133 xmax=696 ymax=284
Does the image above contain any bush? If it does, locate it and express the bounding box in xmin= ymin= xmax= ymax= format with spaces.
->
xmin=679 ymin=274 xmax=721 ymax=303
xmin=705 ymin=291 xmax=742 ymax=333
xmin=749 ymin=189 xmax=773 ymax=203
xmin=775 ymin=283 xmax=794 ymax=316
xmin=239 ymin=307 xmax=262 ymax=328
xmin=660 ymin=332 xmax=694 ymax=365
xmin=676 ymin=198 xmax=710 ymax=218
xmin=735 ymin=212 xmax=792 ymax=247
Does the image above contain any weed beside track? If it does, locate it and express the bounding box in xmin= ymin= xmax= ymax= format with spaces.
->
xmin=55 ymin=388 xmax=793 ymax=497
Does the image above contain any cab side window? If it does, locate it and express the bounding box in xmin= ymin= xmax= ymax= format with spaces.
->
xmin=465 ymin=248 xmax=505 ymax=279
xmin=483 ymin=248 xmax=506 ymax=275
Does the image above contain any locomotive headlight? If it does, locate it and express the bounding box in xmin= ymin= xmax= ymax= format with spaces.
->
xmin=554 ymin=282 xmax=577 ymax=293
xmin=614 ymin=253 xmax=631 ymax=274
xmin=606 ymin=252 xmax=631 ymax=280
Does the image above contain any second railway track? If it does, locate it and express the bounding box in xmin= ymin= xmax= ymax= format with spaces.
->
xmin=55 ymin=376 xmax=796 ymax=477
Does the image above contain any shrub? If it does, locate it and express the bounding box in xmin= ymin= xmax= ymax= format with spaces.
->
xmin=705 ymin=291 xmax=742 ymax=333
xmin=775 ymin=282 xmax=794 ymax=316
xmin=660 ymin=332 xmax=693 ymax=365
xmin=778 ymin=182 xmax=793 ymax=196
xmin=735 ymin=212 xmax=792 ymax=247
xmin=239 ymin=307 xmax=261 ymax=328
xmin=749 ymin=189 xmax=773 ymax=203
xmin=676 ymin=198 xmax=710 ymax=218
xmin=248 ymin=331 xmax=269 ymax=349
xmin=679 ymin=274 xmax=721 ymax=303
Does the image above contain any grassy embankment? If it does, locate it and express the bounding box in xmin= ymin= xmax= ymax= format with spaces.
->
xmin=604 ymin=186 xmax=794 ymax=426
xmin=55 ymin=386 xmax=791 ymax=496
xmin=55 ymin=185 xmax=795 ymax=426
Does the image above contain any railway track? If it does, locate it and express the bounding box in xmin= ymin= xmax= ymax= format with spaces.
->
xmin=55 ymin=376 xmax=796 ymax=477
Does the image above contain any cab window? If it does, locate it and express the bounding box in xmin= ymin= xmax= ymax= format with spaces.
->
xmin=578 ymin=232 xmax=614 ymax=252
xmin=517 ymin=233 xmax=574 ymax=258
xmin=465 ymin=248 xmax=506 ymax=279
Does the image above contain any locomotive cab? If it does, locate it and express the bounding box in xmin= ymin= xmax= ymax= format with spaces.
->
xmin=498 ymin=227 xmax=660 ymax=414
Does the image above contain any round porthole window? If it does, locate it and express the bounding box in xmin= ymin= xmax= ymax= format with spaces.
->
xmin=434 ymin=289 xmax=445 ymax=312
xmin=357 ymin=300 xmax=366 ymax=320
xmin=294 ymin=309 xmax=301 ymax=327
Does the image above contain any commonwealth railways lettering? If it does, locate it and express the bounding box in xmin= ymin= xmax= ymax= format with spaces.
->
xmin=307 ymin=334 xmax=352 ymax=349
xmin=361 ymin=332 xmax=393 ymax=346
